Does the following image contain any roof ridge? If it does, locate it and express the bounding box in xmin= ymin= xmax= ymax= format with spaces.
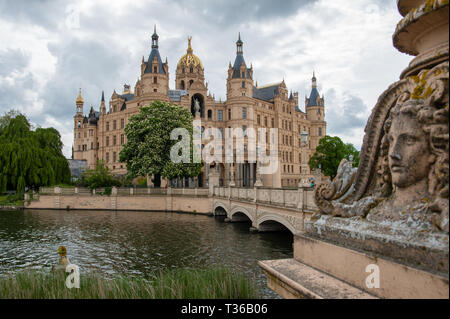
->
xmin=257 ymin=82 xmax=282 ymax=89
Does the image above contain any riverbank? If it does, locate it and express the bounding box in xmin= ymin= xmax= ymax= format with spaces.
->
xmin=0 ymin=267 xmax=259 ymax=299
xmin=0 ymin=195 xmax=24 ymax=210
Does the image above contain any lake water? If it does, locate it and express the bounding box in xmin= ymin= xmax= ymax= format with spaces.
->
xmin=0 ymin=209 xmax=293 ymax=298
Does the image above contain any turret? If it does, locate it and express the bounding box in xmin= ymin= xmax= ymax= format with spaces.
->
xmin=227 ymin=33 xmax=254 ymax=99
xmin=76 ymin=88 xmax=84 ymax=115
xmin=140 ymin=25 xmax=169 ymax=97
xmin=305 ymin=72 xmax=326 ymax=149
xmin=100 ymin=90 xmax=106 ymax=115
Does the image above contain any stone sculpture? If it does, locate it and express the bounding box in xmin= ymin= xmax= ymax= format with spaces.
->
xmin=315 ymin=63 xmax=449 ymax=233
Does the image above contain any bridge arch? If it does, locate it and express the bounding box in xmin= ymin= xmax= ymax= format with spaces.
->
xmin=213 ymin=202 xmax=229 ymax=216
xmin=256 ymin=214 xmax=296 ymax=234
xmin=230 ymin=206 xmax=254 ymax=223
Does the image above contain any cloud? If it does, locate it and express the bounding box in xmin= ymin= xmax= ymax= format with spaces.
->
xmin=0 ymin=0 xmax=413 ymax=157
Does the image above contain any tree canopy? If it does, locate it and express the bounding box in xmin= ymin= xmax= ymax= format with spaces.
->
xmin=119 ymin=100 xmax=202 ymax=187
xmin=79 ymin=160 xmax=122 ymax=190
xmin=0 ymin=111 xmax=71 ymax=193
xmin=308 ymin=135 xmax=360 ymax=179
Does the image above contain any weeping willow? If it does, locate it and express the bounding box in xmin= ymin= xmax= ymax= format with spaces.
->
xmin=0 ymin=113 xmax=71 ymax=193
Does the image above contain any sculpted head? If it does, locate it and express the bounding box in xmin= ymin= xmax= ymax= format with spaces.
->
xmin=382 ymin=93 xmax=448 ymax=197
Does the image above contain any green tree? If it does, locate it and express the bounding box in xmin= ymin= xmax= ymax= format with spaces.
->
xmin=0 ymin=111 xmax=71 ymax=193
xmin=308 ymin=135 xmax=360 ymax=179
xmin=120 ymin=100 xmax=203 ymax=187
xmin=80 ymin=160 xmax=122 ymax=190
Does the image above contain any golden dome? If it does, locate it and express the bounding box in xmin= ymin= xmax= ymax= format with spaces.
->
xmin=177 ymin=36 xmax=203 ymax=69
xmin=76 ymin=88 xmax=84 ymax=104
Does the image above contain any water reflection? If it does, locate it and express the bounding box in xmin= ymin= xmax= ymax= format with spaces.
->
xmin=0 ymin=210 xmax=293 ymax=298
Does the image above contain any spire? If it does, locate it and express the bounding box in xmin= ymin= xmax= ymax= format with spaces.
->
xmin=312 ymin=71 xmax=317 ymax=88
xmin=101 ymin=90 xmax=105 ymax=102
xmin=152 ymin=25 xmax=159 ymax=49
xmin=236 ymin=32 xmax=243 ymax=54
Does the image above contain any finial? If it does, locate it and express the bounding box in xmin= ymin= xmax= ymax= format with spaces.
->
xmin=187 ymin=36 xmax=193 ymax=54
xmin=154 ymin=24 xmax=156 ymax=34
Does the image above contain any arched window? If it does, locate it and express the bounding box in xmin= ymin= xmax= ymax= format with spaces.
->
xmin=207 ymin=110 xmax=212 ymax=119
xmin=180 ymin=80 xmax=185 ymax=90
xmin=189 ymin=80 xmax=194 ymax=87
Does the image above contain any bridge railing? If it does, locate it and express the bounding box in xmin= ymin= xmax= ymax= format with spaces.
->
xmin=213 ymin=186 xmax=318 ymax=212
xmin=38 ymin=186 xmax=209 ymax=197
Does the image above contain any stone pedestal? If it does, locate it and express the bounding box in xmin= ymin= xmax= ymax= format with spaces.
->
xmin=259 ymin=0 xmax=449 ymax=299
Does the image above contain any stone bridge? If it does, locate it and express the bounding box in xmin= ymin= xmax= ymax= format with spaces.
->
xmin=212 ymin=186 xmax=317 ymax=235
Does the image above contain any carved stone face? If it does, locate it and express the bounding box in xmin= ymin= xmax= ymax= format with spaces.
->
xmin=388 ymin=111 xmax=431 ymax=188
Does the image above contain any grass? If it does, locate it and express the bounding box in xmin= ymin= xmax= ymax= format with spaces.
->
xmin=0 ymin=267 xmax=260 ymax=299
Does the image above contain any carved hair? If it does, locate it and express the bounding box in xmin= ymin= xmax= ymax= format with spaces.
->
xmin=381 ymin=92 xmax=449 ymax=200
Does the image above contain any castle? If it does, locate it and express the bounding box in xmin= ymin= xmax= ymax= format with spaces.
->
xmin=73 ymin=28 xmax=327 ymax=188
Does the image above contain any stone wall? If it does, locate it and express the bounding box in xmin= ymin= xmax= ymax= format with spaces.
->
xmin=27 ymin=191 xmax=212 ymax=214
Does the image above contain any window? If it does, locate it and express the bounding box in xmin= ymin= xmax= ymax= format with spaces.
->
xmin=106 ymin=136 xmax=109 ymax=146
xmin=190 ymin=67 xmax=193 ymax=73
xmin=91 ymin=142 xmax=93 ymax=149
xmin=78 ymin=145 xmax=81 ymax=151
xmin=207 ymin=109 xmax=212 ymax=120
xmin=106 ymin=153 xmax=109 ymax=163
xmin=121 ymin=119 xmax=124 ymax=129
xmin=154 ymin=89 xmax=157 ymax=92
xmin=113 ymin=135 xmax=117 ymax=146
xmin=89 ymin=129 xmax=93 ymax=137
xmin=154 ymin=66 xmax=157 ymax=73
xmin=121 ymin=134 xmax=124 ymax=145
xmin=242 ymin=107 xmax=247 ymax=119
xmin=228 ymin=109 xmax=232 ymax=120
xmin=257 ymin=115 xmax=260 ymax=125
xmin=218 ymin=110 xmax=223 ymax=122
xmin=271 ymin=118 xmax=275 ymax=128
xmin=264 ymin=117 xmax=268 ymax=127
xmin=113 ymin=120 xmax=116 ymax=130
xmin=290 ymin=136 xmax=293 ymax=146
xmin=113 ymin=152 xmax=116 ymax=163
xmin=106 ymin=122 xmax=110 ymax=131
xmin=153 ymin=77 xmax=157 ymax=84
xmin=319 ymin=127 xmax=323 ymax=136
xmin=77 ymin=121 xmax=81 ymax=128
xmin=242 ymin=125 xmax=247 ymax=137
xmin=218 ymin=128 xmax=224 ymax=139
xmin=241 ymin=71 xmax=245 ymax=78
xmin=78 ymin=132 xmax=80 ymax=138
xmin=242 ymin=81 xmax=245 ymax=88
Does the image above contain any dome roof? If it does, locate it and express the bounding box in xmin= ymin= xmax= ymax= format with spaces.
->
xmin=177 ymin=37 xmax=203 ymax=69
xmin=76 ymin=88 xmax=84 ymax=103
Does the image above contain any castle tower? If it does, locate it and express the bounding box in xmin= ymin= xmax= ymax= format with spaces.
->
xmin=227 ymin=33 xmax=254 ymax=99
xmin=305 ymin=72 xmax=326 ymax=150
xmin=139 ymin=26 xmax=169 ymax=98
xmin=176 ymin=36 xmax=207 ymax=118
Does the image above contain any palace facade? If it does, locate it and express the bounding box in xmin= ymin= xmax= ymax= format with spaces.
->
xmin=73 ymin=29 xmax=327 ymax=188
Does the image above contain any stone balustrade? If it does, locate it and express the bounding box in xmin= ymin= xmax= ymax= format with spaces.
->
xmin=214 ymin=186 xmax=317 ymax=212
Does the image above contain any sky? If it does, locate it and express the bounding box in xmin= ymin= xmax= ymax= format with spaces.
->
xmin=0 ymin=0 xmax=413 ymax=158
